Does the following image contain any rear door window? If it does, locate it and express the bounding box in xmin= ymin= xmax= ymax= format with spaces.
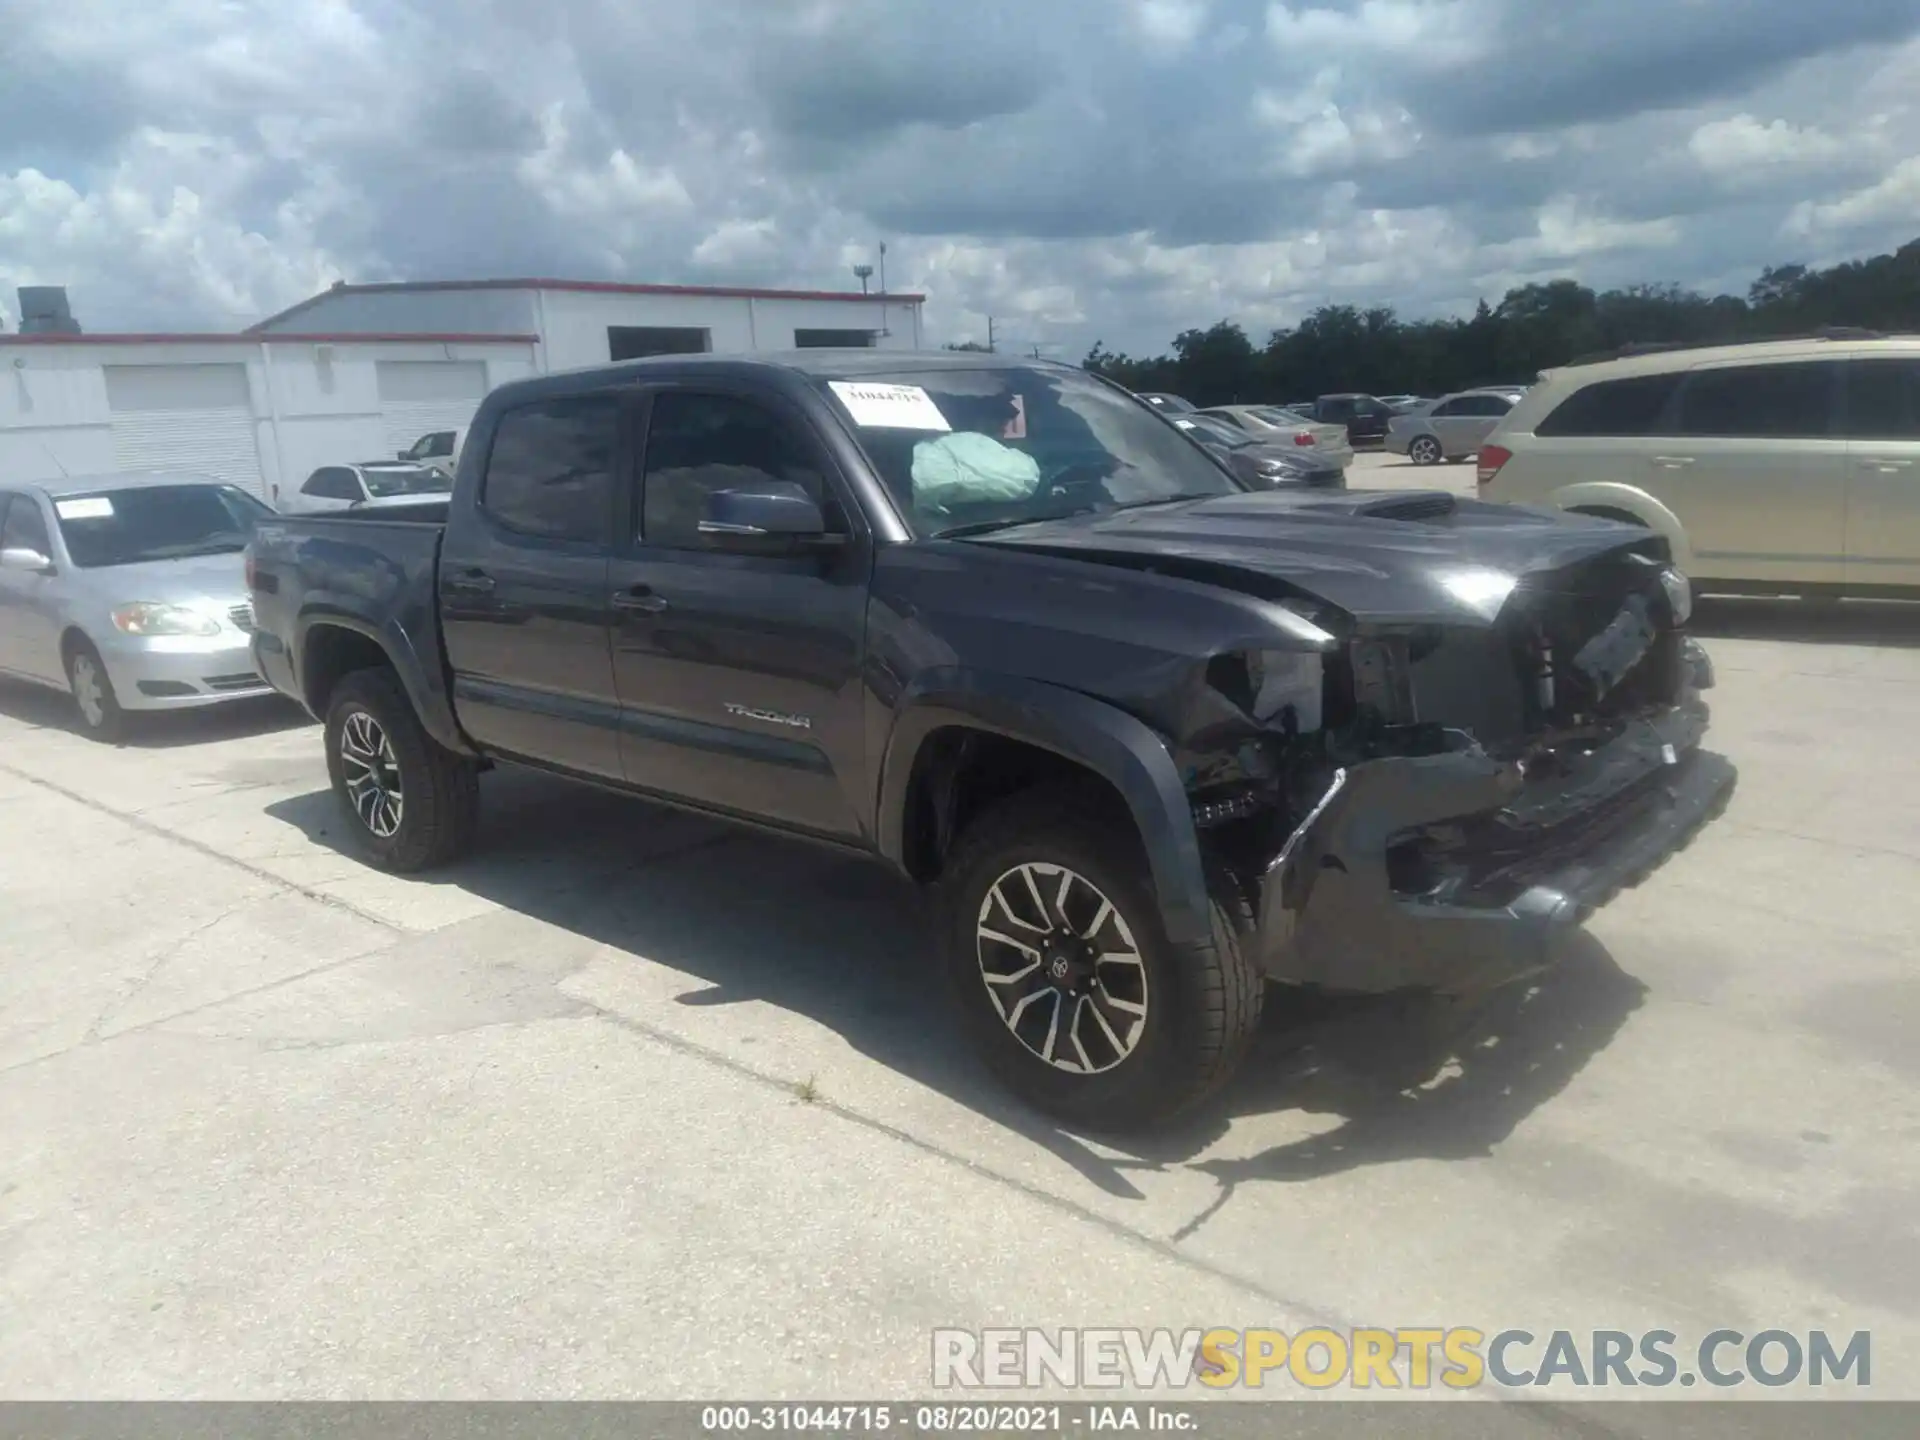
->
xmin=1675 ymin=362 xmax=1836 ymax=439
xmin=1536 ymin=374 xmax=1682 ymax=437
xmin=302 ymin=468 xmax=362 ymax=500
xmin=1841 ymin=359 xmax=1920 ymax=440
xmin=480 ymin=396 xmax=621 ymax=544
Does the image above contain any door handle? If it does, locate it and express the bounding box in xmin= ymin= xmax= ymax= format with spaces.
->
xmin=1651 ymin=456 xmax=1696 ymax=468
xmin=443 ymin=569 xmax=495 ymax=596
xmin=611 ymin=586 xmax=668 ymax=614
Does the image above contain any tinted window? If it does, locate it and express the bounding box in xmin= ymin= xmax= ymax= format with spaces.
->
xmin=1536 ymin=374 xmax=1682 ymax=437
xmin=1 ymin=494 xmax=49 ymax=554
xmin=642 ymin=392 xmax=836 ymax=550
xmin=1456 ymin=394 xmax=1513 ymax=417
xmin=1200 ymin=410 xmax=1247 ymax=429
xmin=1842 ymin=359 xmax=1920 ymax=440
xmin=1677 ymin=362 xmax=1834 ymax=439
xmin=1430 ymin=399 xmax=1463 ymax=418
xmin=794 ymin=329 xmax=875 ymax=349
xmin=1318 ymin=398 xmax=1354 ymax=418
xmin=302 ymin=468 xmax=361 ymax=500
xmin=54 ymin=485 xmax=271 ymax=568
xmin=480 ymin=397 xmax=619 ymax=543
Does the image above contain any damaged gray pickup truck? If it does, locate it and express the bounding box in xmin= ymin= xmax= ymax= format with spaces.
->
xmin=247 ymin=351 xmax=1736 ymax=1130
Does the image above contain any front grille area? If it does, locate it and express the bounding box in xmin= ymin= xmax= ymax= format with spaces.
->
xmin=1334 ymin=550 xmax=1687 ymax=753
xmin=229 ymin=602 xmax=255 ymax=634
xmin=204 ymin=672 xmax=265 ymax=692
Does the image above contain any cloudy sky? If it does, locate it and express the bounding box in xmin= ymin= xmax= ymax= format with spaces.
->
xmin=4 ymin=0 xmax=1919 ymax=357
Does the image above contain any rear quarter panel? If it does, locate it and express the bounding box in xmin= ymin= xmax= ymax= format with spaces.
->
xmin=247 ymin=514 xmax=464 ymax=748
xmin=1481 ymin=378 xmax=1697 ymax=570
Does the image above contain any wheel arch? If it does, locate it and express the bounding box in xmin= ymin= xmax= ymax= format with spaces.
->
xmin=296 ymin=611 xmax=472 ymax=755
xmin=876 ymin=669 xmax=1214 ymax=947
xmin=1550 ymin=481 xmax=1695 ymax=571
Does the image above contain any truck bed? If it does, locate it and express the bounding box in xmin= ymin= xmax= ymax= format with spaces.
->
xmin=246 ymin=506 xmax=451 ymax=724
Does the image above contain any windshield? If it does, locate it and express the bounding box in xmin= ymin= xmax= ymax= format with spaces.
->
xmin=361 ymin=466 xmax=451 ymax=498
xmin=1174 ymin=414 xmax=1255 ymax=449
xmin=818 ymin=364 xmax=1241 ymax=537
xmin=52 ymin=483 xmax=273 ymax=568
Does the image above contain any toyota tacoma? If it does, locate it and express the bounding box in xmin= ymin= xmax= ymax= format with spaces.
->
xmin=246 ymin=352 xmax=1735 ymax=1129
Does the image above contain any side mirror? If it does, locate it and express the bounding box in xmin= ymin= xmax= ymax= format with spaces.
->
xmin=698 ymin=482 xmax=843 ymax=555
xmin=0 ymin=546 xmax=53 ymax=574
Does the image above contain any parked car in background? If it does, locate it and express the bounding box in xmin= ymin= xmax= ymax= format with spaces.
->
xmin=1386 ymin=388 xmax=1521 ymax=466
xmin=1300 ymin=393 xmax=1397 ymax=447
xmin=1477 ymin=332 xmax=1920 ymax=594
xmin=1168 ymin=413 xmax=1346 ymax=489
xmin=283 ymin=462 xmax=454 ymax=515
xmin=1135 ymin=392 xmax=1196 ymax=414
xmin=1379 ymin=395 xmax=1432 ymax=414
xmin=0 ymin=472 xmax=276 ymax=740
xmin=1194 ymin=405 xmax=1354 ymax=469
xmin=399 ymin=427 xmax=466 ymax=476
xmin=247 ymin=349 xmax=1732 ymax=1129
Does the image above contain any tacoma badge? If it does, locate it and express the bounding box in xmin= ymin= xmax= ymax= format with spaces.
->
xmin=724 ymin=702 xmax=812 ymax=730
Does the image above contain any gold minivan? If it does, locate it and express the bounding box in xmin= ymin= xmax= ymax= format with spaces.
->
xmin=1477 ymin=333 xmax=1920 ymax=593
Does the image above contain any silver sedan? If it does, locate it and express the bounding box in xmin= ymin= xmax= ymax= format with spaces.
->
xmin=1384 ymin=388 xmax=1523 ymax=465
xmin=0 ymin=472 xmax=277 ymax=741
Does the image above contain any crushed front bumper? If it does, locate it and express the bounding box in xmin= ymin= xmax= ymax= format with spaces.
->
xmin=1254 ymin=699 xmax=1737 ymax=994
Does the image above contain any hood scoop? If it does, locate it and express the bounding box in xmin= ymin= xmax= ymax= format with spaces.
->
xmin=1351 ymin=490 xmax=1458 ymax=522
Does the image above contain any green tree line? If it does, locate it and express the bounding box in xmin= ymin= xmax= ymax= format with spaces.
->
xmin=1081 ymin=236 xmax=1920 ymax=406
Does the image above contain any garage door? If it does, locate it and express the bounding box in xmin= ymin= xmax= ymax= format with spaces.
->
xmin=105 ymin=364 xmax=266 ymax=497
xmin=377 ymin=361 xmax=487 ymax=460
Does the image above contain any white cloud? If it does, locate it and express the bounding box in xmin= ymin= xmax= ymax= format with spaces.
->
xmin=1131 ymin=0 xmax=1209 ymax=47
xmin=1688 ymin=114 xmax=1844 ymax=174
xmin=1783 ymin=156 xmax=1920 ymax=241
xmin=3 ymin=0 xmax=1919 ymax=355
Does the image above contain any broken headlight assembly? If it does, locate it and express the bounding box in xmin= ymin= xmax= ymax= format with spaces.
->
xmin=1242 ymin=648 xmax=1326 ymax=732
xmin=1659 ymin=567 xmax=1692 ymax=625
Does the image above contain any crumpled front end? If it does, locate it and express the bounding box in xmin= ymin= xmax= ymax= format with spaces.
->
xmin=1165 ymin=537 xmax=1737 ymax=995
xmin=1254 ymin=682 xmax=1735 ymax=993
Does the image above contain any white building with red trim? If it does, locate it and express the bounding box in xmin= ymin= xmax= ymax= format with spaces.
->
xmin=248 ymin=277 xmax=926 ymax=370
xmin=1 ymin=278 xmax=925 ymax=506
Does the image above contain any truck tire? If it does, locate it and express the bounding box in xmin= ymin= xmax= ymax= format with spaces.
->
xmin=936 ymin=784 xmax=1263 ymax=1131
xmin=323 ymin=667 xmax=480 ymax=872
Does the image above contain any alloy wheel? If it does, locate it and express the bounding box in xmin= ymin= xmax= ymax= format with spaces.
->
xmin=1410 ymin=436 xmax=1441 ymax=465
xmin=975 ymin=862 xmax=1149 ymax=1075
xmin=339 ymin=709 xmax=404 ymax=837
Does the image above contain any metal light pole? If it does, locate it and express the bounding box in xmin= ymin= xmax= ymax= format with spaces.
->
xmin=878 ymin=243 xmax=889 ymax=340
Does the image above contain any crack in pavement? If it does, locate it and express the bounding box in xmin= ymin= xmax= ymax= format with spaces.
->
xmin=80 ymin=898 xmax=258 ymax=1043
xmin=0 ymin=759 xmax=404 ymax=935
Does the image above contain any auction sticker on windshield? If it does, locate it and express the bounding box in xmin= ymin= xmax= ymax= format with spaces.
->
xmin=829 ymin=381 xmax=952 ymax=431
xmin=55 ymin=496 xmax=115 ymax=520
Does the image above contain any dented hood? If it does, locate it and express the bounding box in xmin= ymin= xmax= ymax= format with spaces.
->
xmin=966 ymin=489 xmax=1666 ymax=626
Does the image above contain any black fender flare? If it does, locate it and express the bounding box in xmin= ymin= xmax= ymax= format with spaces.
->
xmin=295 ymin=606 xmax=473 ymax=756
xmin=876 ymin=668 xmax=1213 ymax=946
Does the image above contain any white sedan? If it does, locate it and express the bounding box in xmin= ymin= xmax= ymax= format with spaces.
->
xmin=281 ymin=462 xmax=452 ymax=514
